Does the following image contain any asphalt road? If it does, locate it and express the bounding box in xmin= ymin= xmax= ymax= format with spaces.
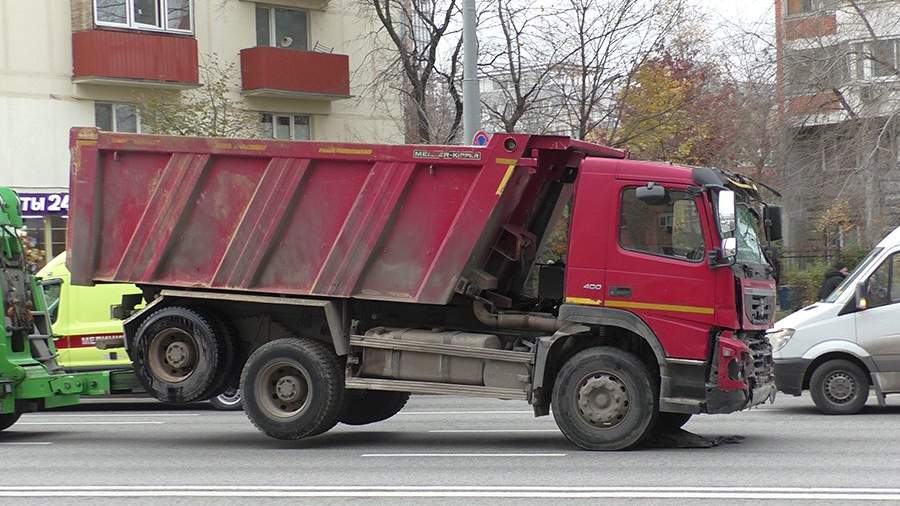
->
xmin=1 ymin=392 xmax=899 ymax=504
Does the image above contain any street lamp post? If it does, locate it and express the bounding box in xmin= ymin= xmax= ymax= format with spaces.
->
xmin=462 ymin=0 xmax=480 ymax=144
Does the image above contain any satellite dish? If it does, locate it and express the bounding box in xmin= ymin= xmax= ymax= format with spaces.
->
xmin=279 ymin=36 xmax=293 ymax=48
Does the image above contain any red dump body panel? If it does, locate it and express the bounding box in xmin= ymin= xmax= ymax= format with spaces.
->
xmin=67 ymin=128 xmax=624 ymax=305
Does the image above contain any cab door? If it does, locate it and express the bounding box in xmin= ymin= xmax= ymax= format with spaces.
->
xmin=856 ymin=250 xmax=900 ymax=392
xmin=603 ymin=182 xmax=718 ymax=360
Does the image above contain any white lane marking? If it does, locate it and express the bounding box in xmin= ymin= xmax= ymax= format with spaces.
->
xmin=17 ymin=421 xmax=165 ymax=426
xmin=360 ymin=453 xmax=566 ymax=458
xmin=1 ymin=486 xmax=900 ymax=499
xmin=398 ymin=411 xmax=534 ymax=415
xmin=429 ymin=429 xmax=559 ymax=433
xmin=23 ymin=413 xmax=199 ymax=418
xmin=0 ymin=442 xmax=53 ymax=445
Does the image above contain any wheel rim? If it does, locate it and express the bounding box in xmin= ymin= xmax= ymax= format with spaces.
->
xmin=216 ymin=387 xmax=241 ymax=406
xmin=575 ymin=372 xmax=630 ymax=428
xmin=147 ymin=328 xmax=199 ymax=383
xmin=255 ymin=359 xmax=312 ymax=420
xmin=824 ymin=371 xmax=857 ymax=404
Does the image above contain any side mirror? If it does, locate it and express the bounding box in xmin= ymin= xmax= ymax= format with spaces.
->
xmin=710 ymin=237 xmax=737 ymax=268
xmin=764 ymin=205 xmax=783 ymax=242
xmin=855 ymin=282 xmax=869 ymax=311
xmin=722 ymin=237 xmax=737 ymax=259
xmin=636 ymin=183 xmax=669 ymax=205
xmin=718 ymin=190 xmax=736 ymax=234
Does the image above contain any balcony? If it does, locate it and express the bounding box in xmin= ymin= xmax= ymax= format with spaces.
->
xmin=72 ymin=29 xmax=199 ymax=89
xmin=240 ymin=47 xmax=351 ymax=100
xmin=784 ymin=14 xmax=837 ymax=41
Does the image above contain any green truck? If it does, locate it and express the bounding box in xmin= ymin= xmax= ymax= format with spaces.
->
xmin=0 ymin=187 xmax=118 ymax=431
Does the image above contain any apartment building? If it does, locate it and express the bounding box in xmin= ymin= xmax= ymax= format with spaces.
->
xmin=0 ymin=0 xmax=401 ymax=265
xmin=776 ymin=0 xmax=900 ymax=252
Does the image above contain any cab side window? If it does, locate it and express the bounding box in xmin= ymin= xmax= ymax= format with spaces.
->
xmin=868 ymin=253 xmax=900 ymax=307
xmin=43 ymin=280 xmax=62 ymax=325
xmin=619 ymin=188 xmax=705 ymax=262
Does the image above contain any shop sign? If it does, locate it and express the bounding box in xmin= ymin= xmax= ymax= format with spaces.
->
xmin=19 ymin=192 xmax=69 ymax=218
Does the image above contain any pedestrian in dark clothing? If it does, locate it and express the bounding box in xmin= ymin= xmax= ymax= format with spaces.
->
xmin=818 ymin=261 xmax=849 ymax=300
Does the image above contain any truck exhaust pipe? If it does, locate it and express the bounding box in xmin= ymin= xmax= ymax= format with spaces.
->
xmin=473 ymin=300 xmax=561 ymax=333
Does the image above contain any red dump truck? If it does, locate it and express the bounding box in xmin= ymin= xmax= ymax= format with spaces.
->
xmin=66 ymin=127 xmax=779 ymax=450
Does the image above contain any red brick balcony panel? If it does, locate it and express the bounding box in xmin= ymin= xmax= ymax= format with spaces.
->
xmin=72 ymin=29 xmax=199 ymax=85
xmin=240 ymin=47 xmax=350 ymax=98
xmin=785 ymin=14 xmax=837 ymax=41
xmin=787 ymin=92 xmax=842 ymax=115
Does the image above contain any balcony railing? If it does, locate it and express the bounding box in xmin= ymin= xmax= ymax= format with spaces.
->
xmin=240 ymin=47 xmax=351 ymax=100
xmin=72 ymin=29 xmax=199 ymax=88
xmin=784 ymin=14 xmax=837 ymax=41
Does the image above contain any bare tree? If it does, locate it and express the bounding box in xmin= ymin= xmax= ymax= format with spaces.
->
xmin=478 ymin=0 xmax=561 ymax=133
xmin=358 ymin=0 xmax=467 ymax=144
xmin=545 ymin=0 xmax=685 ymax=140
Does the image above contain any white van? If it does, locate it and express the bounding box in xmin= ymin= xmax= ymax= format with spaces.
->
xmin=770 ymin=226 xmax=900 ymax=414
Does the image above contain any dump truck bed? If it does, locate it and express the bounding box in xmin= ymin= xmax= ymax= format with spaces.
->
xmin=67 ymin=128 xmax=623 ymax=305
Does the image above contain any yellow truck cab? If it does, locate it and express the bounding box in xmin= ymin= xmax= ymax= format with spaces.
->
xmin=38 ymin=253 xmax=241 ymax=410
xmin=39 ymin=253 xmax=136 ymax=369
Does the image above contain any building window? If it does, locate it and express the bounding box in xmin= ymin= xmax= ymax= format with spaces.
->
xmin=785 ymin=0 xmax=837 ymax=15
xmin=785 ymin=45 xmax=848 ymax=93
xmin=256 ymin=5 xmax=308 ymax=51
xmin=95 ymin=103 xmax=140 ymax=133
xmin=261 ymin=113 xmax=311 ymax=140
xmin=94 ymin=0 xmax=193 ymax=33
xmin=856 ymin=39 xmax=899 ymax=79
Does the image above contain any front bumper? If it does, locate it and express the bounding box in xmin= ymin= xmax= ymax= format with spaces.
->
xmin=774 ymin=358 xmax=810 ymax=396
xmin=707 ymin=379 xmax=777 ymax=414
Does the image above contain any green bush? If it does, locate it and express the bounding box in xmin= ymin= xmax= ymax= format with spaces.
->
xmin=783 ymin=262 xmax=830 ymax=308
xmin=782 ymin=246 xmax=870 ymax=308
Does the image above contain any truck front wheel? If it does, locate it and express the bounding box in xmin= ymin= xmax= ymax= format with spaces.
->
xmin=241 ymin=338 xmax=345 ymax=440
xmin=810 ymin=359 xmax=869 ymax=415
xmin=0 ymin=412 xmax=21 ymax=432
xmin=132 ymin=306 xmax=234 ymax=404
xmin=551 ymin=347 xmax=657 ymax=450
xmin=340 ymin=390 xmax=410 ymax=425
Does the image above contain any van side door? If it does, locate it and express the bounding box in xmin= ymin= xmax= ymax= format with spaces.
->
xmin=856 ymin=251 xmax=900 ymax=392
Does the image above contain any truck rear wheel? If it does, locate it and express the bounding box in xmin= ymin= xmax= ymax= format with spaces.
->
xmin=340 ymin=390 xmax=410 ymax=425
xmin=810 ymin=359 xmax=869 ymax=415
xmin=0 ymin=412 xmax=21 ymax=432
xmin=241 ymin=338 xmax=344 ymax=440
xmin=132 ymin=306 xmax=234 ymax=403
xmin=551 ymin=347 xmax=657 ymax=450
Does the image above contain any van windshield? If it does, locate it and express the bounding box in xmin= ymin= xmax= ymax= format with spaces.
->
xmin=823 ymin=247 xmax=884 ymax=303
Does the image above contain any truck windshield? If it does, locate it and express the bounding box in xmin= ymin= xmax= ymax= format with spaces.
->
xmin=823 ymin=247 xmax=884 ymax=303
xmin=735 ymin=205 xmax=766 ymax=265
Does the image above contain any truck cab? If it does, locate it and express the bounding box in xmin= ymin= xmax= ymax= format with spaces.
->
xmin=558 ymin=157 xmax=777 ymax=417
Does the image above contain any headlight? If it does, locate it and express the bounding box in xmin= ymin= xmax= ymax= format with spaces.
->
xmin=766 ymin=328 xmax=795 ymax=352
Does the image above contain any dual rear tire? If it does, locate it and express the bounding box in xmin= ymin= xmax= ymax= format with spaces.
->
xmin=239 ymin=338 xmax=410 ymax=439
xmin=240 ymin=338 xmax=345 ymax=440
xmin=132 ymin=306 xmax=235 ymax=404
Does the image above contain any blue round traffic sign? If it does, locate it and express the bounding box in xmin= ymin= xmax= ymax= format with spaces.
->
xmin=472 ymin=130 xmax=490 ymax=146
